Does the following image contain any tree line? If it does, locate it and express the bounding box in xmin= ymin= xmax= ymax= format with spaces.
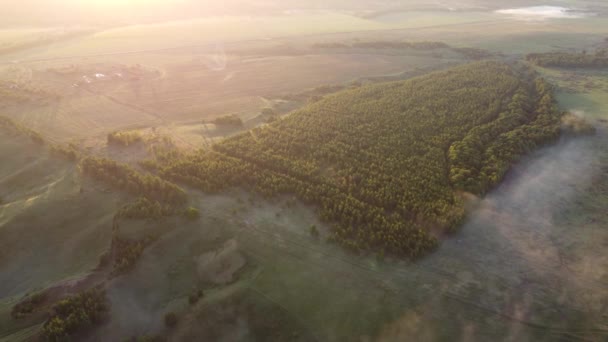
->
xmin=313 ymin=40 xmax=450 ymax=50
xmin=526 ymin=49 xmax=608 ymax=68
xmin=80 ymin=157 xmax=187 ymax=205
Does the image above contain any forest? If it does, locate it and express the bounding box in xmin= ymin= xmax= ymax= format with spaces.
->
xmin=526 ymin=49 xmax=608 ymax=68
xmin=141 ymin=61 xmax=563 ymax=258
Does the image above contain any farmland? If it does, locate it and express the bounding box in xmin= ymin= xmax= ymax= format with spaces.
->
xmin=1 ymin=1 xmax=608 ymax=341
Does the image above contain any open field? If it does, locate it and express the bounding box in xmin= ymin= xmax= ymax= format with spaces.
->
xmin=0 ymin=133 xmax=121 ymax=340
xmin=1 ymin=1 xmax=608 ymax=341
xmin=0 ymin=5 xmax=605 ymax=146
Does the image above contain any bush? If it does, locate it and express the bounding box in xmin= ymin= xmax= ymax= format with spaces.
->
xmin=183 ymin=207 xmax=200 ymax=220
xmin=261 ymin=107 xmax=275 ymax=116
xmin=188 ymin=289 xmax=204 ymax=305
xmin=50 ymin=143 xmax=80 ymax=161
xmin=11 ymin=292 xmax=47 ymax=319
xmin=310 ymin=225 xmax=319 ymax=239
xmin=112 ymin=237 xmax=153 ymax=275
xmin=107 ymin=131 xmax=143 ymax=147
xmin=212 ymin=114 xmax=243 ymax=127
xmin=118 ymin=197 xmax=174 ymax=220
xmin=164 ymin=312 xmax=178 ymax=328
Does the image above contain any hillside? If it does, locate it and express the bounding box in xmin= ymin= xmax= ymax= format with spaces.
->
xmin=148 ymin=61 xmax=563 ymax=258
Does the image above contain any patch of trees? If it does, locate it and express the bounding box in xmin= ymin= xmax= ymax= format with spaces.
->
xmin=526 ymin=49 xmax=608 ymax=68
xmin=112 ymin=237 xmax=154 ymax=275
xmin=313 ymin=41 xmax=450 ymax=50
xmin=150 ymin=61 xmax=562 ymax=258
xmin=211 ymin=114 xmax=243 ymax=127
xmin=164 ymin=312 xmax=178 ymax=328
xmin=11 ymin=292 xmax=47 ymax=319
xmin=42 ymin=287 xmax=108 ymax=342
xmin=188 ymin=289 xmax=204 ymax=305
xmin=280 ymin=84 xmax=347 ymax=102
xmin=183 ymin=207 xmax=200 ymax=220
xmin=80 ymin=157 xmax=187 ymax=205
xmin=107 ymin=130 xmax=143 ymax=147
xmin=117 ymin=197 xmax=175 ymax=220
xmin=50 ymin=143 xmax=80 ymax=161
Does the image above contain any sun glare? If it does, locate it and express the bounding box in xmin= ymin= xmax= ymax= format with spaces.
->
xmin=75 ymin=0 xmax=174 ymax=8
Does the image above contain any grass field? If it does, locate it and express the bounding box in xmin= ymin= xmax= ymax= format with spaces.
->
xmin=1 ymin=3 xmax=608 ymax=341
xmin=0 ymin=133 xmax=122 ymax=340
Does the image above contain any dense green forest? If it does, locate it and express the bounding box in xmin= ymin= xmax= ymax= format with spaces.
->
xmin=142 ymin=61 xmax=562 ymax=258
xmin=526 ymin=49 xmax=608 ymax=68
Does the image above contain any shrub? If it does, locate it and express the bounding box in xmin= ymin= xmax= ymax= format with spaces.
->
xmin=261 ymin=107 xmax=275 ymax=116
xmin=183 ymin=207 xmax=200 ymax=220
xmin=310 ymin=225 xmax=319 ymax=239
xmin=164 ymin=312 xmax=178 ymax=328
xmin=107 ymin=131 xmax=143 ymax=147
xmin=11 ymin=292 xmax=47 ymax=319
xmin=212 ymin=114 xmax=243 ymax=127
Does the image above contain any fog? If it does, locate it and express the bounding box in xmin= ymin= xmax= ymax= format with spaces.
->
xmin=496 ymin=6 xmax=590 ymax=20
xmin=385 ymin=129 xmax=608 ymax=340
xmin=0 ymin=0 xmax=562 ymax=27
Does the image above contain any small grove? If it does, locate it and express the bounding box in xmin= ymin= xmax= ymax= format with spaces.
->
xmin=141 ymin=61 xmax=563 ymax=258
xmin=42 ymin=288 xmax=108 ymax=342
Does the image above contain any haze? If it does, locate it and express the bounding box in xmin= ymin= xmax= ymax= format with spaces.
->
xmin=0 ymin=1 xmax=607 ymax=341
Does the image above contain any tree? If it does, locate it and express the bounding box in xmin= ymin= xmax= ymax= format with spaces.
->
xmin=261 ymin=107 xmax=275 ymax=116
xmin=164 ymin=312 xmax=178 ymax=328
xmin=310 ymin=225 xmax=319 ymax=239
xmin=183 ymin=207 xmax=200 ymax=220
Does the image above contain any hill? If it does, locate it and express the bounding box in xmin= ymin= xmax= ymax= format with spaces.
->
xmin=147 ymin=61 xmax=563 ymax=258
